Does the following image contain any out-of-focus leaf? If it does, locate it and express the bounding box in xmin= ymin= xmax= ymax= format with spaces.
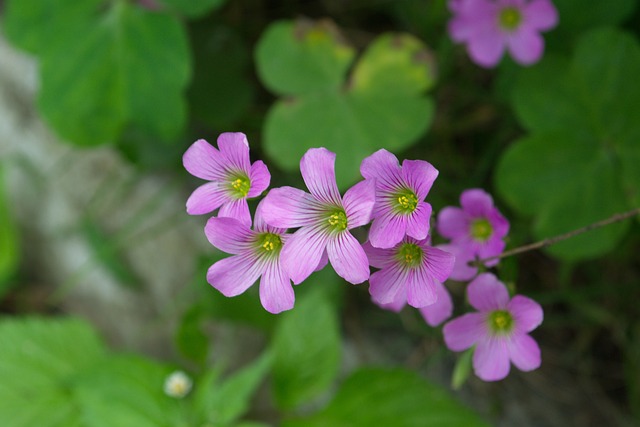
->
xmin=176 ymin=304 xmax=209 ymax=366
xmin=257 ymin=20 xmax=436 ymax=187
xmin=271 ymin=287 xmax=341 ymax=410
xmin=159 ymin=0 xmax=227 ymax=18
xmin=496 ymin=28 xmax=640 ymax=260
xmin=451 ymin=348 xmax=474 ymax=390
xmin=0 ymin=165 xmax=19 ymax=296
xmin=0 ymin=317 xmax=105 ymax=427
xmin=282 ymin=367 xmax=491 ymax=427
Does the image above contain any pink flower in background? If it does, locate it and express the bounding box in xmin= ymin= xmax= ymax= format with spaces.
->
xmin=205 ymin=200 xmax=294 ymax=314
xmin=375 ymin=279 xmax=454 ymax=326
xmin=261 ymin=148 xmax=375 ymax=285
xmin=183 ymin=133 xmax=270 ymax=226
xmin=360 ymin=149 xmax=438 ymax=249
xmin=448 ymin=0 xmax=558 ymax=67
xmin=443 ymin=273 xmax=543 ymax=381
xmin=363 ymin=237 xmax=455 ymax=308
xmin=437 ymin=188 xmax=509 ymax=272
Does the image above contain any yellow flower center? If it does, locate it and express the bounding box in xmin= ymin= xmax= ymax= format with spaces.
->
xmin=397 ymin=243 xmax=423 ymax=268
xmin=499 ymin=7 xmax=522 ymax=31
xmin=488 ymin=310 xmax=514 ymax=334
xmin=470 ymin=218 xmax=493 ymax=242
xmin=393 ymin=189 xmax=419 ymax=214
xmin=327 ymin=210 xmax=348 ymax=232
xmin=257 ymin=233 xmax=282 ymax=256
xmin=229 ymin=176 xmax=251 ymax=198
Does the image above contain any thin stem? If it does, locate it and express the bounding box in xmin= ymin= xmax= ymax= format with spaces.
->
xmin=474 ymin=207 xmax=640 ymax=266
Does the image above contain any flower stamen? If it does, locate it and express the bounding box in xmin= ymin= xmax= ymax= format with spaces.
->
xmin=392 ymin=189 xmax=419 ymax=214
xmin=229 ymin=176 xmax=251 ymax=198
xmin=326 ymin=210 xmax=348 ymax=232
xmin=499 ymin=7 xmax=522 ymax=31
xmin=470 ymin=218 xmax=493 ymax=242
xmin=488 ymin=310 xmax=514 ymax=334
xmin=397 ymin=243 xmax=423 ymax=268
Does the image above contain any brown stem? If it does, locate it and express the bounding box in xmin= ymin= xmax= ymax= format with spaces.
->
xmin=473 ymin=207 xmax=640 ymax=266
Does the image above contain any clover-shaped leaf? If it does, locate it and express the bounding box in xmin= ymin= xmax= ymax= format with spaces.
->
xmin=256 ymin=20 xmax=436 ymax=186
xmin=496 ymin=28 xmax=640 ymax=260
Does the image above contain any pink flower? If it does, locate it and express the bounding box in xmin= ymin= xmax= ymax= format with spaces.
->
xmin=261 ymin=148 xmax=376 ymax=285
xmin=183 ymin=133 xmax=271 ymax=226
xmin=437 ymin=188 xmax=509 ymax=276
xmin=363 ymin=236 xmax=455 ymax=308
xmin=204 ymin=200 xmax=294 ymax=314
xmin=360 ymin=149 xmax=438 ymax=249
xmin=448 ymin=0 xmax=558 ymax=67
xmin=443 ymin=273 xmax=543 ymax=381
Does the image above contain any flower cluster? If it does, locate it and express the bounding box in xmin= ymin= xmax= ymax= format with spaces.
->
xmin=448 ymin=0 xmax=558 ymax=68
xmin=183 ymin=132 xmax=543 ymax=382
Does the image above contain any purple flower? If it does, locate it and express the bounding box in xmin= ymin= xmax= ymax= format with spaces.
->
xmin=204 ymin=200 xmax=294 ymax=314
xmin=437 ymin=188 xmax=509 ymax=268
xmin=448 ymin=0 xmax=558 ymax=68
xmin=363 ymin=236 xmax=455 ymax=308
xmin=261 ymin=148 xmax=376 ymax=285
xmin=183 ymin=133 xmax=270 ymax=226
xmin=437 ymin=243 xmax=478 ymax=282
xmin=443 ymin=273 xmax=543 ymax=381
xmin=360 ymin=149 xmax=438 ymax=249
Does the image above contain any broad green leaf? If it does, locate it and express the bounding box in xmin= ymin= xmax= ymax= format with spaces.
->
xmin=497 ymin=28 xmax=640 ymax=260
xmin=282 ymin=368 xmax=491 ymax=427
xmin=74 ymin=355 xmax=181 ymax=427
xmin=258 ymin=20 xmax=436 ymax=187
xmin=0 ymin=165 xmax=19 ymax=295
xmin=451 ymin=348 xmax=473 ymax=390
xmin=176 ymin=305 xmax=209 ymax=366
xmin=551 ymin=0 xmax=636 ymax=37
xmin=271 ymin=288 xmax=341 ymax=410
xmin=159 ymin=0 xmax=227 ymax=18
xmin=0 ymin=317 xmax=106 ymax=427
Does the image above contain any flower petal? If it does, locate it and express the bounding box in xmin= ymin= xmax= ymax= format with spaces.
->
xmin=217 ymin=132 xmax=250 ymax=173
xmin=186 ymin=182 xmax=229 ymax=215
xmin=204 ymin=216 xmax=253 ymax=254
xmin=360 ymin=149 xmax=403 ymax=189
xmin=473 ymin=337 xmax=511 ymax=381
xmin=368 ymin=212 xmax=407 ymax=249
xmin=436 ymin=207 xmax=468 ymax=240
xmin=419 ymin=281 xmax=453 ymax=326
xmin=405 ymin=266 xmax=438 ymax=308
xmin=362 ymin=241 xmax=395 ymax=269
xmin=207 ymin=254 xmax=263 ymax=297
xmin=405 ymin=202 xmax=432 ymax=241
xmin=343 ymin=179 xmax=376 ymax=228
xmin=369 ymin=264 xmax=408 ymax=305
xmin=439 ymin=244 xmax=478 ymax=281
xmin=247 ymin=160 xmax=271 ymax=198
xmin=327 ymin=232 xmax=370 ymax=284
xmin=507 ymin=29 xmax=544 ymax=65
xmin=401 ymin=159 xmax=438 ymax=200
xmin=375 ymin=289 xmax=407 ymax=312
xmin=281 ymin=225 xmax=330 ymax=284
xmin=443 ymin=312 xmax=485 ymax=351
xmin=508 ymin=295 xmax=543 ymax=333
xmin=424 ymin=245 xmax=456 ymax=283
xmin=508 ymin=333 xmax=541 ymax=372
xmin=524 ymin=0 xmax=558 ymax=31
xmin=260 ymin=260 xmax=295 ymax=314
xmin=183 ymin=139 xmax=227 ymax=181
xmin=261 ymin=187 xmax=322 ymax=229
xmin=477 ymin=238 xmax=506 ymax=264
xmin=300 ymin=148 xmax=342 ymax=205
xmin=460 ymin=188 xmax=494 ymax=217
xmin=468 ymin=273 xmax=510 ymax=311
xmin=253 ymin=198 xmax=287 ymax=234
xmin=219 ymin=198 xmax=252 ymax=227
xmin=467 ymin=28 xmax=506 ymax=68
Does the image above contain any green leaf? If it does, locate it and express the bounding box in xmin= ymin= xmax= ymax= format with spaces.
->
xmin=0 ymin=165 xmax=19 ymax=296
xmin=282 ymin=368 xmax=491 ymax=427
xmin=451 ymin=348 xmax=473 ymax=390
xmin=197 ymin=352 xmax=273 ymax=425
xmin=271 ymin=288 xmax=341 ymax=410
xmin=0 ymin=317 xmax=106 ymax=427
xmin=496 ymin=28 xmax=640 ymax=260
xmin=159 ymin=0 xmax=227 ymax=18
xmin=176 ymin=305 xmax=209 ymax=366
xmin=257 ymin=20 xmax=435 ymax=187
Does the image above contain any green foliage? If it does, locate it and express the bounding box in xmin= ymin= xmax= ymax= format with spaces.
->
xmin=0 ymin=165 xmax=19 ymax=297
xmin=549 ymin=0 xmax=636 ymax=43
xmin=451 ymin=348 xmax=474 ymax=390
xmin=496 ymin=28 xmax=640 ymax=260
xmin=282 ymin=367 xmax=491 ymax=427
xmin=159 ymin=0 xmax=227 ymax=18
xmin=176 ymin=304 xmax=210 ymax=366
xmin=271 ymin=287 xmax=341 ymax=410
xmin=256 ymin=20 xmax=436 ymax=187
xmin=2 ymin=0 xmax=191 ymax=146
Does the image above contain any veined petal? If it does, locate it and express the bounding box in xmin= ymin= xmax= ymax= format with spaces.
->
xmin=436 ymin=207 xmax=468 ymax=240
xmin=217 ymin=132 xmax=250 ymax=173
xmin=473 ymin=337 xmax=511 ymax=381
xmin=281 ymin=225 xmax=330 ymax=284
xmin=368 ymin=212 xmax=407 ymax=249
xmin=443 ymin=312 xmax=485 ymax=351
xmin=418 ymin=281 xmax=453 ymax=326
xmin=508 ymin=333 xmax=541 ymax=371
xmin=254 ymin=198 xmax=287 ymax=235
xmin=401 ymin=159 xmax=438 ymax=200
xmin=423 ymin=245 xmax=455 ymax=283
xmin=360 ymin=149 xmax=403 ymax=189
xmin=468 ymin=273 xmax=510 ymax=311
xmin=460 ymin=189 xmax=494 ymax=217
xmin=260 ymin=261 xmax=295 ymax=314
xmin=508 ymin=295 xmax=543 ymax=333
xmin=405 ymin=266 xmax=438 ymax=308
xmin=343 ymin=179 xmax=376 ymax=228
xmin=183 ymin=139 xmax=227 ymax=181
xmin=362 ymin=241 xmax=396 ymax=269
xmin=207 ymin=253 xmax=263 ymax=297
xmin=405 ymin=202 xmax=432 ymax=241
xmin=204 ymin=216 xmax=254 ymax=254
xmin=247 ymin=160 xmax=271 ymax=198
xmin=369 ymin=264 xmax=408 ymax=305
xmin=327 ymin=232 xmax=370 ymax=284
xmin=300 ymin=148 xmax=342 ymax=205
xmin=524 ymin=0 xmax=558 ymax=31
xmin=186 ymin=182 xmax=229 ymax=215
xmin=219 ymin=199 xmax=252 ymax=227
xmin=261 ymin=186 xmax=323 ymax=228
